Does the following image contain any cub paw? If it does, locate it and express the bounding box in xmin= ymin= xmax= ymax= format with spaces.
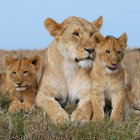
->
xmin=8 ymin=101 xmax=22 ymax=113
xmin=22 ymin=103 xmax=32 ymax=112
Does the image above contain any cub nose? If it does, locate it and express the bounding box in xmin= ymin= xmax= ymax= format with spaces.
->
xmin=84 ymin=48 xmax=95 ymax=54
xmin=17 ymin=82 xmax=22 ymax=86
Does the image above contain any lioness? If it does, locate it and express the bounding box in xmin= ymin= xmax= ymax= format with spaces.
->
xmin=90 ymin=33 xmax=127 ymax=122
xmin=124 ymin=72 xmax=140 ymax=120
xmin=36 ymin=16 xmax=103 ymax=124
xmin=0 ymin=54 xmax=41 ymax=113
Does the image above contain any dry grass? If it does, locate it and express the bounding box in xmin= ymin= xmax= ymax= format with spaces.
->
xmin=0 ymin=102 xmax=139 ymax=140
xmin=0 ymin=48 xmax=140 ymax=139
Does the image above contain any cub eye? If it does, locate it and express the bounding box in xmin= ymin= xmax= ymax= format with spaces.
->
xmin=23 ymin=71 xmax=28 ymax=75
xmin=12 ymin=71 xmax=16 ymax=76
xmin=105 ymin=50 xmax=110 ymax=54
xmin=90 ymin=32 xmax=94 ymax=37
xmin=72 ymin=32 xmax=80 ymax=38
xmin=117 ymin=51 xmax=121 ymax=54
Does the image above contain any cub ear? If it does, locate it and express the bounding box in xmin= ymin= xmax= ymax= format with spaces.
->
xmin=93 ymin=32 xmax=105 ymax=44
xmin=27 ymin=55 xmax=41 ymax=71
xmin=3 ymin=54 xmax=14 ymax=69
xmin=92 ymin=16 xmax=103 ymax=31
xmin=118 ymin=33 xmax=127 ymax=49
xmin=44 ymin=18 xmax=61 ymax=37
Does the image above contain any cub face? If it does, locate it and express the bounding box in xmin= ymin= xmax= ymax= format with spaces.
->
xmin=44 ymin=16 xmax=103 ymax=68
xmin=93 ymin=33 xmax=127 ymax=73
xmin=3 ymin=54 xmax=41 ymax=91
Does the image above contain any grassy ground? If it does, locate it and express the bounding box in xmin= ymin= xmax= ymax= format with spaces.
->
xmin=0 ymin=100 xmax=140 ymax=140
xmin=0 ymin=49 xmax=140 ymax=139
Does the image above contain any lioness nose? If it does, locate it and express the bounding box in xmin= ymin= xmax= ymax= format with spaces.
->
xmin=84 ymin=48 xmax=95 ymax=54
xmin=17 ymin=82 xmax=22 ymax=86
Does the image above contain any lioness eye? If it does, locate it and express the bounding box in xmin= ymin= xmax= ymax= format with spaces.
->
xmin=117 ymin=51 xmax=121 ymax=54
xmin=105 ymin=50 xmax=110 ymax=54
xmin=72 ymin=32 xmax=80 ymax=37
xmin=12 ymin=71 xmax=16 ymax=76
xmin=90 ymin=32 xmax=94 ymax=37
xmin=23 ymin=71 xmax=28 ymax=75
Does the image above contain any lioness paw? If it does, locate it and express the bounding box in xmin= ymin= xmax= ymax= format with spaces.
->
xmin=71 ymin=109 xmax=90 ymax=124
xmin=51 ymin=110 xmax=70 ymax=124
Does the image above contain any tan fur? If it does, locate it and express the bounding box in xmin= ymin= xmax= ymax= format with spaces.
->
xmin=124 ymin=71 xmax=140 ymax=120
xmin=35 ymin=16 xmax=103 ymax=124
xmin=0 ymin=73 xmax=6 ymax=85
xmin=0 ymin=73 xmax=6 ymax=105
xmin=90 ymin=33 xmax=127 ymax=122
xmin=0 ymin=54 xmax=41 ymax=113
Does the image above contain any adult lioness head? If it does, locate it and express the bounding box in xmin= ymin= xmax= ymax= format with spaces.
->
xmin=3 ymin=54 xmax=41 ymax=91
xmin=93 ymin=33 xmax=127 ymax=74
xmin=44 ymin=16 xmax=103 ymax=68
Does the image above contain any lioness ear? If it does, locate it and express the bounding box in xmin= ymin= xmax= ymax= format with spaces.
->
xmin=28 ymin=55 xmax=41 ymax=71
xmin=118 ymin=33 xmax=127 ymax=49
xmin=93 ymin=32 xmax=105 ymax=44
xmin=92 ymin=16 xmax=103 ymax=31
xmin=44 ymin=18 xmax=61 ymax=37
xmin=3 ymin=54 xmax=14 ymax=69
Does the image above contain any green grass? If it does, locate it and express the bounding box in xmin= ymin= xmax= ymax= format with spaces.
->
xmin=0 ymin=96 xmax=139 ymax=140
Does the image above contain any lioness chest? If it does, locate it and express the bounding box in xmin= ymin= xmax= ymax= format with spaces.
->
xmin=63 ymin=59 xmax=79 ymax=86
xmin=62 ymin=59 xmax=91 ymax=103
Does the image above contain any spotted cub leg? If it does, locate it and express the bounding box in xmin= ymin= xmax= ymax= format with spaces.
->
xmin=110 ymin=89 xmax=125 ymax=121
xmin=91 ymin=87 xmax=105 ymax=122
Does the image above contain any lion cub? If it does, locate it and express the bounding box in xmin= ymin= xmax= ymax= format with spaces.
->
xmin=90 ymin=33 xmax=127 ymax=122
xmin=0 ymin=54 xmax=41 ymax=113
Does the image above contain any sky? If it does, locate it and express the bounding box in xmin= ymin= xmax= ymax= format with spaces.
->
xmin=0 ymin=0 xmax=140 ymax=50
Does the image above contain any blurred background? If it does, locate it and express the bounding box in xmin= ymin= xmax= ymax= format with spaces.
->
xmin=0 ymin=0 xmax=140 ymax=50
